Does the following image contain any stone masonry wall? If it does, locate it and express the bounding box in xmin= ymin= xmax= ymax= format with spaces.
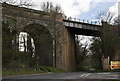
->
xmin=2 ymin=3 xmax=76 ymax=71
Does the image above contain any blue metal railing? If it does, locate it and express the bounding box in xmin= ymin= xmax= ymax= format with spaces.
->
xmin=63 ymin=18 xmax=102 ymax=31
xmin=62 ymin=16 xmax=102 ymax=26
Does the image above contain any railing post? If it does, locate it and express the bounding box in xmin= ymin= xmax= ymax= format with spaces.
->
xmin=91 ymin=21 xmax=92 ymax=24
xmin=95 ymin=22 xmax=97 ymax=25
xmin=87 ymin=20 xmax=89 ymax=23
xmin=74 ymin=18 xmax=76 ymax=21
xmin=83 ymin=19 xmax=84 ymax=23
xmin=69 ymin=22 xmax=70 ymax=27
xmin=99 ymin=22 xmax=100 ymax=25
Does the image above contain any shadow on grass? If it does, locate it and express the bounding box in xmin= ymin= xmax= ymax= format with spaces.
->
xmin=3 ymin=66 xmax=68 ymax=77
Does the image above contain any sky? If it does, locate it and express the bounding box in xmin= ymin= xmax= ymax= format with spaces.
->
xmin=79 ymin=2 xmax=117 ymax=20
xmin=30 ymin=0 xmax=119 ymax=46
xmin=30 ymin=0 xmax=119 ymax=21
xmin=5 ymin=0 xmax=119 ymax=22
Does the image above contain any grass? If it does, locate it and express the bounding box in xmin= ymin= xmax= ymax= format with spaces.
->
xmin=3 ymin=69 xmax=44 ymax=76
xmin=39 ymin=66 xmax=68 ymax=73
xmin=3 ymin=66 xmax=67 ymax=77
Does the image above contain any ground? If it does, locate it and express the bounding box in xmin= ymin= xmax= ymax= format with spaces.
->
xmin=2 ymin=72 xmax=120 ymax=81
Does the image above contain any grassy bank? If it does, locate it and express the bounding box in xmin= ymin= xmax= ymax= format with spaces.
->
xmin=3 ymin=66 xmax=67 ymax=76
xmin=3 ymin=70 xmax=44 ymax=76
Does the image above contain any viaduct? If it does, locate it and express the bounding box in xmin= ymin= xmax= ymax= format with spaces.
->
xmin=2 ymin=3 xmax=120 ymax=71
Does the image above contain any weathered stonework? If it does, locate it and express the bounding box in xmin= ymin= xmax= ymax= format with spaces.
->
xmin=102 ymin=22 xmax=120 ymax=61
xmin=3 ymin=3 xmax=120 ymax=71
xmin=2 ymin=3 xmax=76 ymax=71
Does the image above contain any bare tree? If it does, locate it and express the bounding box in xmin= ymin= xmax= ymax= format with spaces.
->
xmin=113 ymin=16 xmax=120 ymax=25
xmin=75 ymin=35 xmax=91 ymax=71
xmin=97 ymin=11 xmax=120 ymax=26
xmin=41 ymin=1 xmax=62 ymax=13
xmin=41 ymin=1 xmax=53 ymax=12
xmin=97 ymin=11 xmax=114 ymax=24
xmin=41 ymin=1 xmax=63 ymax=68
xmin=1 ymin=0 xmax=34 ymax=8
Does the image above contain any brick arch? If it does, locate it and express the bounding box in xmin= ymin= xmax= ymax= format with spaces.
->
xmin=22 ymin=23 xmax=53 ymax=66
xmin=23 ymin=20 xmax=54 ymax=38
xmin=2 ymin=3 xmax=77 ymax=71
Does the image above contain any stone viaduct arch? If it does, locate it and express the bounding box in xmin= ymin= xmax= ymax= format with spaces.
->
xmin=23 ymin=23 xmax=53 ymax=66
xmin=3 ymin=3 xmax=111 ymax=71
xmin=2 ymin=3 xmax=73 ymax=71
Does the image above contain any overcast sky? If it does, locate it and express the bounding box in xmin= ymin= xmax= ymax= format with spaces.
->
xmin=27 ymin=0 xmax=119 ymax=45
xmin=30 ymin=0 xmax=119 ymax=21
xmin=16 ymin=0 xmax=119 ymax=50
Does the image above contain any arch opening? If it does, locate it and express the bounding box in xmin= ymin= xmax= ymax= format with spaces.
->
xmin=20 ymin=23 xmax=53 ymax=67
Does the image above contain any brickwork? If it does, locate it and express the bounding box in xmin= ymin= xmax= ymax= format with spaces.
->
xmin=2 ymin=3 xmax=76 ymax=71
